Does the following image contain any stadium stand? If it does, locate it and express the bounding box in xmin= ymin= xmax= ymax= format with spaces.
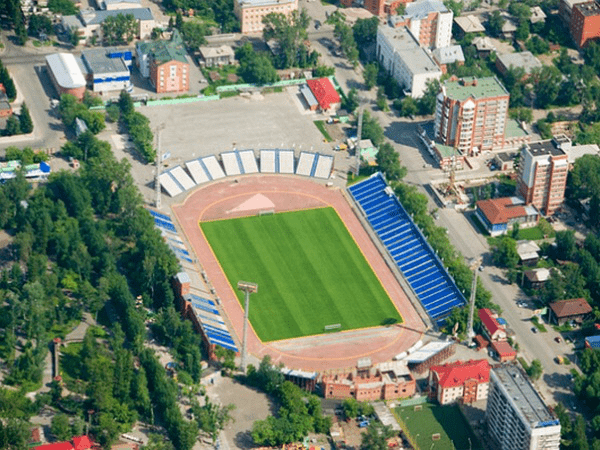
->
xmin=201 ymin=155 xmax=226 ymax=180
xmin=296 ymin=152 xmax=317 ymax=177
xmin=348 ymin=173 xmax=466 ymax=323
xmin=186 ymin=292 xmax=238 ymax=352
xmin=158 ymin=171 xmax=184 ymax=197
xmin=221 ymin=151 xmax=242 ymax=176
xmin=170 ymin=166 xmax=195 ymax=191
xmin=186 ymin=159 xmax=211 ymax=184
xmin=260 ymin=149 xmax=276 ymax=173
xmin=314 ymin=154 xmax=334 ymax=179
xmin=279 ymin=149 xmax=295 ymax=174
xmin=238 ymin=150 xmax=259 ymax=174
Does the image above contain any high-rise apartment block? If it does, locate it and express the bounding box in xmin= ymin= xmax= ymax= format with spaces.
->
xmin=486 ymin=365 xmax=560 ymax=450
xmin=570 ymin=1 xmax=600 ymax=47
xmin=434 ymin=77 xmax=509 ymax=155
xmin=390 ymin=0 xmax=453 ymax=49
xmin=517 ymin=136 xmax=570 ymax=216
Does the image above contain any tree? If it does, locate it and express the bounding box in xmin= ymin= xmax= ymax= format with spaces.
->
xmin=101 ymin=14 xmax=137 ymax=45
xmin=48 ymin=0 xmax=78 ymax=15
xmin=181 ymin=21 xmax=207 ymax=48
xmin=416 ymin=79 xmax=440 ymax=116
xmin=236 ymin=43 xmax=279 ymax=85
xmin=376 ymin=142 xmax=406 ymax=181
xmin=175 ymin=12 xmax=183 ymax=30
xmin=4 ymin=116 xmax=21 ymax=136
xmin=262 ymin=9 xmax=311 ymax=69
xmin=531 ymin=66 xmax=562 ymax=108
xmin=509 ymin=107 xmax=533 ymax=124
xmin=192 ymin=396 xmax=235 ymax=443
xmin=555 ymin=230 xmax=576 ymax=260
xmin=342 ymin=88 xmax=359 ymax=113
xmin=51 ymin=413 xmax=71 ymax=441
xmin=526 ymin=359 xmax=543 ymax=381
xmin=361 ymin=422 xmax=395 ymax=450
xmin=363 ymin=63 xmax=378 ymax=90
xmin=492 ymin=236 xmax=519 ymax=269
xmin=360 ymin=110 xmax=384 ymax=147
xmin=487 ymin=11 xmax=505 ymax=37
xmin=19 ymin=103 xmax=33 ymax=134
xmin=342 ymin=397 xmax=359 ymax=419
xmin=28 ymin=14 xmax=53 ymax=37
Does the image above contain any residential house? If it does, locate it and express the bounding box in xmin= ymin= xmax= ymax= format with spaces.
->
xmin=136 ymin=30 xmax=189 ymax=93
xmin=495 ymin=51 xmax=543 ymax=78
xmin=517 ymin=240 xmax=541 ymax=266
xmin=428 ymin=359 xmax=490 ymax=405
xmin=454 ymin=14 xmax=485 ymax=37
xmin=523 ymin=267 xmax=552 ymax=289
xmin=479 ymin=308 xmax=507 ymax=342
xmin=548 ymin=298 xmax=593 ymax=325
xmin=530 ymin=6 xmax=547 ymax=24
xmin=489 ymin=341 xmax=516 ymax=362
xmin=198 ymin=45 xmax=235 ymax=67
xmin=35 ymin=436 xmax=94 ymax=450
xmin=472 ymin=36 xmax=496 ymax=57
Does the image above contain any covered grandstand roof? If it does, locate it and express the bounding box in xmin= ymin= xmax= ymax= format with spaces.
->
xmin=45 ymin=53 xmax=86 ymax=89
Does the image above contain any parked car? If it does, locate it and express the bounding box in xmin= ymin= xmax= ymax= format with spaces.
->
xmin=555 ymin=336 xmax=562 ymax=343
xmin=531 ymin=327 xmax=538 ymax=334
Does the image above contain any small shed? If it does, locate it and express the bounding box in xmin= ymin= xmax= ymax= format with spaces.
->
xmin=523 ymin=267 xmax=551 ymax=289
xmin=490 ymin=341 xmax=516 ymax=362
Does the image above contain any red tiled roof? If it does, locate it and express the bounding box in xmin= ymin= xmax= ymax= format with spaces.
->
xmin=307 ymin=78 xmax=340 ymax=110
xmin=35 ymin=443 xmax=74 ymax=450
xmin=476 ymin=197 xmax=528 ymax=225
xmin=491 ymin=340 xmax=516 ymax=356
xmin=72 ymin=436 xmax=93 ymax=450
xmin=479 ymin=308 xmax=502 ymax=337
xmin=549 ymin=298 xmax=592 ymax=318
xmin=430 ymin=359 xmax=490 ymax=388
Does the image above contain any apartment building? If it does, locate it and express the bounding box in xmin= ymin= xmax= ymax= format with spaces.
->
xmin=560 ymin=0 xmax=589 ymax=24
xmin=428 ymin=359 xmax=490 ymax=405
xmin=570 ymin=1 xmax=600 ymax=47
xmin=376 ymin=26 xmax=442 ymax=98
xmin=434 ymin=76 xmax=510 ymax=155
xmin=486 ymin=365 xmax=560 ymax=450
xmin=390 ymin=0 xmax=453 ymax=49
xmin=136 ymin=30 xmax=189 ymax=93
xmin=516 ymin=136 xmax=570 ymax=216
xmin=234 ymin=0 xmax=298 ymax=34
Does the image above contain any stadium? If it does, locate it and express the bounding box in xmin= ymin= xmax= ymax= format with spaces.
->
xmin=155 ymin=149 xmax=466 ymax=372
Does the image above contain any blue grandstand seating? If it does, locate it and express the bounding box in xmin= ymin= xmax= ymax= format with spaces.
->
xmin=155 ymin=218 xmax=176 ymax=233
xmin=148 ymin=209 xmax=173 ymax=223
xmin=188 ymin=293 xmax=216 ymax=306
xmin=348 ymin=173 xmax=466 ymax=322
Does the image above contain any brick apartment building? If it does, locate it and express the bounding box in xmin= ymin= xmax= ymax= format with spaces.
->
xmin=363 ymin=0 xmax=411 ymax=17
xmin=517 ymin=136 xmax=570 ymax=215
xmin=389 ymin=0 xmax=453 ymax=49
xmin=322 ymin=359 xmax=416 ymax=401
xmin=234 ymin=0 xmax=298 ymax=34
xmin=569 ymin=0 xmax=600 ymax=47
xmin=434 ymin=77 xmax=510 ymax=156
xmin=136 ymin=30 xmax=189 ymax=94
xmin=428 ymin=359 xmax=490 ymax=405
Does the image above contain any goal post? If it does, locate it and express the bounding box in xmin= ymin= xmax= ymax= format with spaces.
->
xmin=258 ymin=209 xmax=275 ymax=216
xmin=324 ymin=323 xmax=341 ymax=332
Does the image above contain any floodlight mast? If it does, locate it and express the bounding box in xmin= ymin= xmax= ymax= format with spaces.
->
xmin=238 ymin=281 xmax=258 ymax=374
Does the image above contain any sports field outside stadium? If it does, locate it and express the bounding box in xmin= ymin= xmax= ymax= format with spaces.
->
xmin=200 ymin=207 xmax=403 ymax=342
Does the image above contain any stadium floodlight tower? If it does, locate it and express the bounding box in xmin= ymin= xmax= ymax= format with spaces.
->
xmin=238 ymin=280 xmax=258 ymax=374
xmin=466 ymin=257 xmax=482 ymax=343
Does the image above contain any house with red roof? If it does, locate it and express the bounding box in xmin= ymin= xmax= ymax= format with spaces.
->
xmin=479 ymin=308 xmax=507 ymax=342
xmin=35 ymin=436 xmax=94 ymax=450
xmin=306 ymin=78 xmax=341 ymax=112
xmin=475 ymin=197 xmax=539 ymax=237
xmin=548 ymin=298 xmax=592 ymax=326
xmin=428 ymin=359 xmax=490 ymax=405
xmin=490 ymin=340 xmax=516 ymax=362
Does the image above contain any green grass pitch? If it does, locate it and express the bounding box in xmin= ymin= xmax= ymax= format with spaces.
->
xmin=395 ymin=403 xmax=483 ymax=450
xmin=200 ymin=207 xmax=402 ymax=342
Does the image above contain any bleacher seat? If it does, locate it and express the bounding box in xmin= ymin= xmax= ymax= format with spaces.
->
xmin=348 ymin=173 xmax=466 ymax=322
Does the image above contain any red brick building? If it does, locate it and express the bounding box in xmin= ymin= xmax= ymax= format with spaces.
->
xmin=490 ymin=341 xmax=516 ymax=362
xmin=570 ymin=1 xmax=600 ymax=48
xmin=428 ymin=359 xmax=490 ymax=405
xmin=434 ymin=77 xmax=510 ymax=156
xmin=364 ymin=0 xmax=411 ymax=17
xmin=322 ymin=360 xmax=416 ymax=401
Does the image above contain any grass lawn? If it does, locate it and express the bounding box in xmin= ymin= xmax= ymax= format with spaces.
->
xmin=516 ymin=226 xmax=545 ymax=240
xmin=314 ymin=120 xmax=333 ymax=142
xmin=201 ymin=207 xmax=402 ymax=342
xmin=395 ymin=403 xmax=483 ymax=450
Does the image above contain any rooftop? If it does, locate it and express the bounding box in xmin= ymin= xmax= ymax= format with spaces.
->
xmin=102 ymin=0 xmax=141 ymax=6
xmin=78 ymin=7 xmax=154 ymax=25
xmin=490 ymin=340 xmax=516 ymax=356
xmin=406 ymin=340 xmax=453 ymax=363
xmin=472 ymin=36 xmax=496 ymax=51
xmin=404 ymin=0 xmax=448 ymax=20
xmin=491 ymin=365 xmax=558 ymax=427
xmin=81 ymin=48 xmax=129 ymax=74
xmin=586 ymin=335 xmax=600 ymax=348
xmin=524 ymin=267 xmax=552 ymax=283
xmin=432 ymin=45 xmax=465 ymax=65
xmin=454 ymin=14 xmax=485 ymax=33
xmin=443 ymin=76 xmax=508 ymax=101
xmin=435 ymin=143 xmax=462 ymax=158
xmin=199 ymin=44 xmax=234 ymax=59
xmin=476 ymin=196 xmax=537 ymax=225
xmin=430 ymin=359 xmax=490 ymax=389
xmin=567 ymin=143 xmax=600 ymax=164
xmin=530 ymin=6 xmax=547 ymax=22
xmin=306 ymin=77 xmax=340 ymax=110
xmin=496 ymin=51 xmax=542 ymax=74
xmin=479 ymin=308 xmax=503 ymax=336
xmin=549 ymin=298 xmax=592 ymax=318
xmin=45 ymin=53 xmax=86 ymax=89
xmin=505 ymin=119 xmax=528 ymax=138
xmin=237 ymin=0 xmax=296 ymax=7
xmin=575 ymin=1 xmax=600 ymax=16
xmin=378 ymin=26 xmax=441 ymax=76
xmin=137 ymin=29 xmax=188 ymax=65
xmin=526 ymin=139 xmax=568 ymax=157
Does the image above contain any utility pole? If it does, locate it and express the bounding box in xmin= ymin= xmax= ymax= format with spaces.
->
xmin=466 ymin=257 xmax=482 ymax=342
xmin=237 ymin=281 xmax=258 ymax=374
xmin=355 ymin=98 xmax=367 ymax=176
xmin=154 ymin=123 xmax=165 ymax=209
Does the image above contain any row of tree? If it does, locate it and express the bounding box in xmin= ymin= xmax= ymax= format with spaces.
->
xmin=118 ymin=91 xmax=156 ymax=163
xmin=0 ymin=59 xmax=17 ymax=102
xmin=3 ymin=103 xmax=33 ymax=136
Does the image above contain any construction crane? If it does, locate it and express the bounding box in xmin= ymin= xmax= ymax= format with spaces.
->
xmin=466 ymin=257 xmax=482 ymax=343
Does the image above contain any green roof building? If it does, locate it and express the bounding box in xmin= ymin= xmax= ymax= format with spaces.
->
xmin=434 ymin=76 xmax=510 ymax=155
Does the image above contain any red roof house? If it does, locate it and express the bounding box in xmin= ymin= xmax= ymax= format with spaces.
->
xmin=35 ymin=436 xmax=94 ymax=450
xmin=428 ymin=359 xmax=490 ymax=405
xmin=548 ymin=298 xmax=592 ymax=325
xmin=479 ymin=308 xmax=507 ymax=342
xmin=306 ymin=78 xmax=341 ymax=111
xmin=475 ymin=197 xmax=539 ymax=237
xmin=490 ymin=340 xmax=516 ymax=362
xmin=73 ymin=436 xmax=93 ymax=450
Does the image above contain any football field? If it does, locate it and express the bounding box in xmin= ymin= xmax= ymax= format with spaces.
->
xmin=200 ymin=207 xmax=402 ymax=342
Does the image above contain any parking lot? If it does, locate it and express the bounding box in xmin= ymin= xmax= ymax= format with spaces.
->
xmin=114 ymin=90 xmax=348 ymax=204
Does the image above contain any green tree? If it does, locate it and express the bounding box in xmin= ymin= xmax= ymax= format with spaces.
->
xmin=363 ymin=63 xmax=378 ymax=90
xmin=192 ymin=396 xmax=236 ymax=443
xmin=360 ymin=110 xmax=384 ymax=147
xmin=262 ymin=9 xmax=311 ymax=69
xmin=509 ymin=107 xmax=533 ymax=124
xmin=48 ymin=0 xmax=78 ymax=15
xmin=531 ymin=65 xmax=562 ymax=108
xmin=101 ymin=14 xmax=137 ymax=45
xmin=181 ymin=21 xmax=208 ymax=48
xmin=487 ymin=10 xmax=505 ymax=37
xmin=236 ymin=44 xmax=279 ymax=85
xmin=51 ymin=413 xmax=71 ymax=441
xmin=28 ymin=14 xmax=54 ymax=37
xmin=342 ymin=88 xmax=359 ymax=113
xmin=4 ymin=115 xmax=21 ymax=136
xmin=416 ymin=79 xmax=440 ymax=115
xmin=360 ymin=421 xmax=395 ymax=450
xmin=376 ymin=142 xmax=406 ymax=181
xmin=526 ymin=359 xmax=543 ymax=380
xmin=555 ymin=230 xmax=576 ymax=260
xmin=492 ymin=236 xmax=519 ymax=269
xmin=342 ymin=397 xmax=359 ymax=419
xmin=18 ymin=103 xmax=33 ymax=134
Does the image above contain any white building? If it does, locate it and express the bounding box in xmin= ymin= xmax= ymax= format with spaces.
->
xmin=376 ymin=26 xmax=442 ymax=98
xmin=486 ymin=365 xmax=560 ymax=450
xmin=397 ymin=0 xmax=453 ymax=49
xmin=80 ymin=48 xmax=132 ymax=93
